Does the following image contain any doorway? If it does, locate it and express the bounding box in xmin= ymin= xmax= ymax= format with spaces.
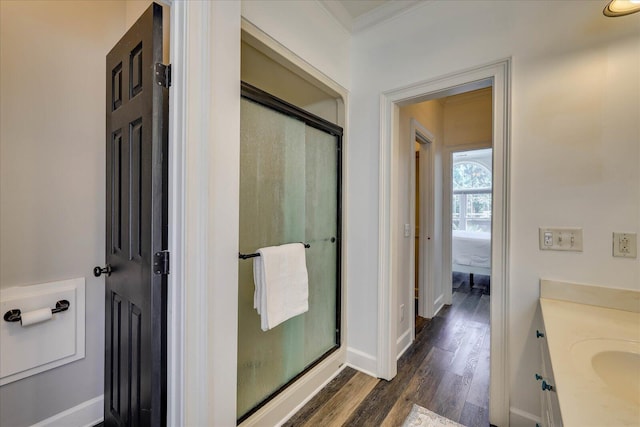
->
xmin=378 ymin=60 xmax=510 ymax=426
xmin=450 ymin=148 xmax=492 ymax=300
xmin=410 ymin=119 xmax=436 ymax=322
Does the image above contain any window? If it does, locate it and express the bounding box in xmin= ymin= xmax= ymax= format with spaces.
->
xmin=452 ymin=159 xmax=492 ymax=232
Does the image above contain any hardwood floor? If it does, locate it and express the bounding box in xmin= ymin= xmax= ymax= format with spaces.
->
xmin=284 ymin=275 xmax=490 ymax=427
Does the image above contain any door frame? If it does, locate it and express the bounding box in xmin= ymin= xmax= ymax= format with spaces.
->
xmin=168 ymin=2 xmax=244 ymax=426
xmin=166 ymin=1 xmax=184 ymax=425
xmin=408 ymin=119 xmax=436 ymax=322
xmin=377 ymin=59 xmax=511 ymax=426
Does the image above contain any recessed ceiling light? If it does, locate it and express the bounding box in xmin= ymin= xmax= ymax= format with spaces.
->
xmin=603 ymin=0 xmax=640 ymax=17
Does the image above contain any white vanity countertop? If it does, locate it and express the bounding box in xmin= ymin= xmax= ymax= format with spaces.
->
xmin=540 ymin=286 xmax=640 ymax=426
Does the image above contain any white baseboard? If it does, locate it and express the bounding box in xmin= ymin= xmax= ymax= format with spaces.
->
xmin=509 ymin=406 xmax=541 ymax=426
xmin=31 ymin=395 xmax=103 ymax=427
xmin=396 ymin=328 xmax=412 ymax=360
xmin=345 ymin=347 xmax=377 ymax=378
xmin=275 ymin=363 xmax=347 ymax=426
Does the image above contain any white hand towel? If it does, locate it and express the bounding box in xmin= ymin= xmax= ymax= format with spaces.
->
xmin=253 ymin=243 xmax=309 ymax=331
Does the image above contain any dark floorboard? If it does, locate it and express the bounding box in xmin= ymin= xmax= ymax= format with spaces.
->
xmin=285 ymin=273 xmax=491 ymax=426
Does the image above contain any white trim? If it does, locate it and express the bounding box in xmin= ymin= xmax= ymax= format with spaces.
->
xmin=377 ymin=95 xmax=396 ymax=380
xmin=396 ymin=328 xmax=413 ymax=359
xmin=346 ymin=347 xmax=378 ymax=378
xmin=275 ymin=364 xmax=348 ymax=427
xmin=378 ymin=59 xmax=511 ymax=426
xmin=317 ymin=0 xmax=423 ymax=34
xmin=433 ymin=295 xmax=444 ymax=315
xmin=180 ymin=1 xmax=229 ymax=425
xmin=352 ymin=0 xmax=423 ymax=33
xmin=489 ymin=61 xmax=511 ymax=427
xmin=30 ymin=395 xmax=103 ymax=427
xmin=167 ymin=1 xmax=185 ymax=425
xmin=317 ymin=0 xmax=354 ymax=33
xmin=510 ymin=407 xmax=542 ymax=425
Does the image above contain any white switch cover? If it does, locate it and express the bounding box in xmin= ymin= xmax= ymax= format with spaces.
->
xmin=404 ymin=224 xmax=411 ymax=238
xmin=539 ymin=227 xmax=583 ymax=252
xmin=613 ymin=232 xmax=637 ymax=258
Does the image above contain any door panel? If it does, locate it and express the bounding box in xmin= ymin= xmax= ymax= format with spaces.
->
xmin=104 ymin=3 xmax=167 ymax=426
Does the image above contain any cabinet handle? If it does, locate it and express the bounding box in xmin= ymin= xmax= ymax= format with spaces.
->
xmin=535 ymin=373 xmax=543 ymax=381
xmin=542 ymin=380 xmax=554 ymax=391
xmin=536 ymin=330 xmax=545 ymax=338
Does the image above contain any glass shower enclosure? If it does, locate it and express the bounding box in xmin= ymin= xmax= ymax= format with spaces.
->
xmin=237 ymin=82 xmax=342 ymax=422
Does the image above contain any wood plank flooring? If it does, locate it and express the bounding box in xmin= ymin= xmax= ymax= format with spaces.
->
xmin=284 ymin=275 xmax=490 ymax=427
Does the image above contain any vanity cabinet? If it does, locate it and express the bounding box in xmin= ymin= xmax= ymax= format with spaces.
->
xmin=537 ymin=329 xmax=563 ymax=427
xmin=539 ymin=281 xmax=640 ymax=426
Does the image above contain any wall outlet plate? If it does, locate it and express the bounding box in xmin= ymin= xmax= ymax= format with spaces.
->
xmin=539 ymin=227 xmax=583 ymax=252
xmin=613 ymin=232 xmax=637 ymax=258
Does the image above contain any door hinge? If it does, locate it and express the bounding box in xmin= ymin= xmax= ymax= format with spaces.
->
xmin=154 ymin=251 xmax=170 ymax=275
xmin=155 ymin=63 xmax=171 ymax=88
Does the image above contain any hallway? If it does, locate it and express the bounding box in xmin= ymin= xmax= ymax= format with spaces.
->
xmin=284 ymin=279 xmax=490 ymax=426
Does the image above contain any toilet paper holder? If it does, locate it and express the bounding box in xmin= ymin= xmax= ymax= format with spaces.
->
xmin=3 ymin=300 xmax=70 ymax=323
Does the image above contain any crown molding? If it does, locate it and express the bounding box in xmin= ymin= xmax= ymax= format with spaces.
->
xmin=352 ymin=0 xmax=423 ymax=33
xmin=318 ymin=0 xmax=425 ymax=34
xmin=318 ymin=0 xmax=354 ymax=32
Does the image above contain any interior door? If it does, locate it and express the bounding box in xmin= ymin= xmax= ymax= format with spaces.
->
xmin=103 ymin=3 xmax=168 ymax=426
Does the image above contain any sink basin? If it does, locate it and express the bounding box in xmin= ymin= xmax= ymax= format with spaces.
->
xmin=571 ymin=338 xmax=640 ymax=405
xmin=591 ymin=350 xmax=640 ymax=405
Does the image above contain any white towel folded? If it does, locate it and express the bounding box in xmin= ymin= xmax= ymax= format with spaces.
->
xmin=253 ymin=243 xmax=309 ymax=331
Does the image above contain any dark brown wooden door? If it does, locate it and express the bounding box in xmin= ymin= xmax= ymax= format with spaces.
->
xmin=104 ymin=3 xmax=168 ymax=426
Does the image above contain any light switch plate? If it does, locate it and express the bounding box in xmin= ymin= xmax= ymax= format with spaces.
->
xmin=613 ymin=232 xmax=637 ymax=258
xmin=539 ymin=227 xmax=583 ymax=252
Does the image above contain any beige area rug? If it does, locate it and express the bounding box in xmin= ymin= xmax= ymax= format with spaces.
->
xmin=402 ymin=404 xmax=465 ymax=427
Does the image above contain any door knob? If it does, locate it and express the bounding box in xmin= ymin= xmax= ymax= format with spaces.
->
xmin=93 ymin=265 xmax=112 ymax=277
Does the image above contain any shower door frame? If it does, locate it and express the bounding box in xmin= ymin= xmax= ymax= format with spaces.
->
xmin=238 ymin=81 xmax=343 ymax=424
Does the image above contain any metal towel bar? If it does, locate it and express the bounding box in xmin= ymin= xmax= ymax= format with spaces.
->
xmin=238 ymin=237 xmax=336 ymax=260
xmin=239 ymin=243 xmax=311 ymax=260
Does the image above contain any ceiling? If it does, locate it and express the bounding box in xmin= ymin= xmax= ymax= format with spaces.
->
xmin=321 ymin=0 xmax=423 ymax=33
xmin=339 ymin=0 xmax=389 ymax=19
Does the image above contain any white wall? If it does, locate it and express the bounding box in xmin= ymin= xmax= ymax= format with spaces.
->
xmin=443 ymin=88 xmax=492 ymax=148
xmin=348 ymin=0 xmax=639 ymax=422
xmin=0 ymin=1 xmax=127 ymax=425
xmin=241 ymin=0 xmax=351 ymax=90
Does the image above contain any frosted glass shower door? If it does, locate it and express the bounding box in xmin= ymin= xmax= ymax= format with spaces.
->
xmin=237 ymin=84 xmax=342 ymax=422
